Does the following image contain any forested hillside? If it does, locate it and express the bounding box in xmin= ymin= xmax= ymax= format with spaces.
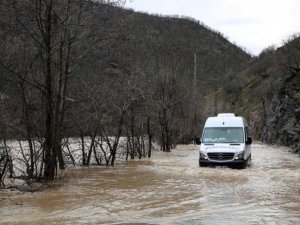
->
xmin=1 ymin=0 xmax=298 ymax=181
xmin=229 ymin=35 xmax=300 ymax=152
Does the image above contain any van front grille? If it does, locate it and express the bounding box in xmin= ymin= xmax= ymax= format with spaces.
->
xmin=207 ymin=152 xmax=235 ymax=161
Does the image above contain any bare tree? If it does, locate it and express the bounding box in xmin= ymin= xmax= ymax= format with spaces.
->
xmin=0 ymin=0 xmax=104 ymax=179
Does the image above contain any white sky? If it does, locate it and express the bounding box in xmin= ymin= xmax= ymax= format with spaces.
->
xmin=124 ymin=0 xmax=300 ymax=55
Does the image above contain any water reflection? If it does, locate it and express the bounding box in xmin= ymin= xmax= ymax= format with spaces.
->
xmin=0 ymin=143 xmax=299 ymax=225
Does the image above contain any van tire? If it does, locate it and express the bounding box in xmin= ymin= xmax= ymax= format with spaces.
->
xmin=240 ymin=161 xmax=247 ymax=169
xmin=239 ymin=155 xmax=250 ymax=169
xmin=199 ymin=160 xmax=206 ymax=167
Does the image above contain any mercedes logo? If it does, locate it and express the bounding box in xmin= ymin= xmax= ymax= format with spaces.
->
xmin=218 ymin=153 xmax=223 ymax=159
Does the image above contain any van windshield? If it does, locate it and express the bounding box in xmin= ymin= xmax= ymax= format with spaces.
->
xmin=202 ymin=127 xmax=244 ymax=143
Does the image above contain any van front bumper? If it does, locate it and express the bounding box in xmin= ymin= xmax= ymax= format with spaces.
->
xmin=199 ymin=159 xmax=245 ymax=166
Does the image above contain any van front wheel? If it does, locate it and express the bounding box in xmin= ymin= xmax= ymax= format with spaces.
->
xmin=199 ymin=160 xmax=207 ymax=167
xmin=239 ymin=156 xmax=250 ymax=169
xmin=239 ymin=161 xmax=247 ymax=169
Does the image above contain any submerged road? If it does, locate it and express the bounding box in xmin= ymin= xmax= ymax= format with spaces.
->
xmin=0 ymin=143 xmax=299 ymax=225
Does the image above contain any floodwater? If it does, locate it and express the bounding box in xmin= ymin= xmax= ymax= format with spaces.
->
xmin=0 ymin=143 xmax=299 ymax=225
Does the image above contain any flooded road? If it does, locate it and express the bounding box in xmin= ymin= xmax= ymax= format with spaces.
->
xmin=1 ymin=143 xmax=300 ymax=225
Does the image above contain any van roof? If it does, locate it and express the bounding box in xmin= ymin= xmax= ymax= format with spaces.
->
xmin=205 ymin=115 xmax=247 ymax=127
xmin=217 ymin=113 xmax=235 ymax=117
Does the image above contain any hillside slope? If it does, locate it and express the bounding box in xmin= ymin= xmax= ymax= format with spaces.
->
xmin=230 ymin=35 xmax=300 ymax=152
xmin=65 ymin=6 xmax=254 ymax=142
xmin=0 ymin=1 xmax=298 ymax=151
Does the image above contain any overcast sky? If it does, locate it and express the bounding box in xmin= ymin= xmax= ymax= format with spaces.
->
xmin=124 ymin=0 xmax=300 ymax=55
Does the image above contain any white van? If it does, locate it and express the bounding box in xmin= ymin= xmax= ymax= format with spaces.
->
xmin=195 ymin=113 xmax=252 ymax=169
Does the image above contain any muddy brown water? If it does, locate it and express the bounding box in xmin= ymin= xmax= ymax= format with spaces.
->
xmin=0 ymin=143 xmax=299 ymax=225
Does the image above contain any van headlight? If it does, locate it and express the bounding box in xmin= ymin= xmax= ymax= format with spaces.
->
xmin=235 ymin=151 xmax=244 ymax=160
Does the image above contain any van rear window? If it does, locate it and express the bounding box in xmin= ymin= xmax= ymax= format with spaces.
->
xmin=202 ymin=127 xmax=244 ymax=143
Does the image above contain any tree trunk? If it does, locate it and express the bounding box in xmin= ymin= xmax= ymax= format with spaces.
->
xmin=147 ymin=115 xmax=152 ymax=158
xmin=110 ymin=111 xmax=125 ymax=166
xmin=93 ymin=144 xmax=101 ymax=165
xmin=130 ymin=107 xmax=135 ymax=159
xmin=80 ymin=134 xmax=86 ymax=166
xmin=86 ymin=129 xmax=97 ymax=165
xmin=20 ymin=83 xmax=35 ymax=177
xmin=43 ymin=1 xmax=55 ymax=180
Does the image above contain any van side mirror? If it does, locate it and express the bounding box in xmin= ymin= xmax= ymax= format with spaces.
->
xmin=246 ymin=137 xmax=252 ymax=145
xmin=195 ymin=137 xmax=201 ymax=145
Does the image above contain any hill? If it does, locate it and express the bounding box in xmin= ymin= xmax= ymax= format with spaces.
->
xmin=228 ymin=35 xmax=300 ymax=152
xmin=3 ymin=1 xmax=298 ymax=153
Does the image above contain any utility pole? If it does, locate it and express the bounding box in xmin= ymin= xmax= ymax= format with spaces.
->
xmin=192 ymin=50 xmax=208 ymax=140
xmin=193 ymin=52 xmax=197 ymax=139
